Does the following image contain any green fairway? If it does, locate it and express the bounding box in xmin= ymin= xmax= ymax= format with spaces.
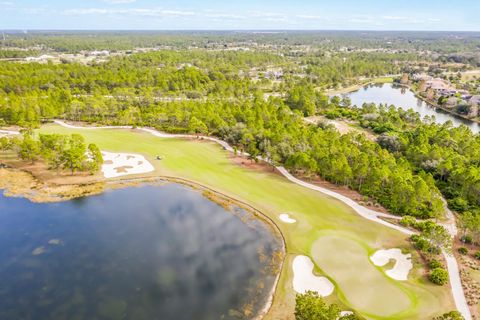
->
xmin=38 ymin=124 xmax=455 ymax=319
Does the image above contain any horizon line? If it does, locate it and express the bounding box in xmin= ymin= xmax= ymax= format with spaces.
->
xmin=2 ymin=29 xmax=480 ymax=33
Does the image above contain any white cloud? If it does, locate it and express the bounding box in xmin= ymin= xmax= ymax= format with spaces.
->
xmin=64 ymin=8 xmax=110 ymax=15
xmin=205 ymin=13 xmax=246 ymax=20
xmin=382 ymin=16 xmax=410 ymax=21
xmin=296 ymin=15 xmax=325 ymax=20
xmin=348 ymin=18 xmax=375 ymax=24
xmin=63 ymin=7 xmax=195 ymax=18
xmin=249 ymin=11 xmax=285 ymax=18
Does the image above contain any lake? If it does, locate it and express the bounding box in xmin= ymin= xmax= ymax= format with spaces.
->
xmin=0 ymin=183 xmax=282 ymax=320
xmin=343 ymin=83 xmax=480 ymax=134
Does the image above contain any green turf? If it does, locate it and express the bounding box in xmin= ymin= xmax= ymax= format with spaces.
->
xmin=38 ymin=124 xmax=455 ymax=319
xmin=312 ymin=234 xmax=413 ymax=318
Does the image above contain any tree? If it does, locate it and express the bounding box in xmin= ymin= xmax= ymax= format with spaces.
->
xmin=39 ymin=134 xmax=67 ymax=169
xmin=87 ymin=143 xmax=103 ymax=174
xmin=295 ymin=291 xmax=348 ymax=320
xmin=422 ymin=224 xmax=452 ymax=254
xmin=0 ymin=136 xmax=11 ymax=151
xmin=61 ymin=134 xmax=87 ymax=175
xmin=18 ymin=133 xmax=40 ymax=163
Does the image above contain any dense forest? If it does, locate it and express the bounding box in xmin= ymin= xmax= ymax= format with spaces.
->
xmin=0 ymin=42 xmax=479 ymax=224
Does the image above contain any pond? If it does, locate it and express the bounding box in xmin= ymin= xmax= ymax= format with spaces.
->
xmin=0 ymin=183 xmax=282 ymax=320
xmin=342 ymin=83 xmax=480 ymax=134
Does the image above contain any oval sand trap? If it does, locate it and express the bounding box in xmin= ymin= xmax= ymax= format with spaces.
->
xmin=370 ymin=248 xmax=412 ymax=281
xmin=292 ymin=255 xmax=334 ymax=296
xmin=279 ymin=213 xmax=296 ymax=224
xmin=101 ymin=151 xmax=154 ymax=178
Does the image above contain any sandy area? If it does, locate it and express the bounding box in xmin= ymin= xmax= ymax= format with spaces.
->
xmin=340 ymin=311 xmax=354 ymax=317
xmin=292 ymin=255 xmax=334 ymax=296
xmin=0 ymin=129 xmax=20 ymax=137
xmin=279 ymin=213 xmax=296 ymax=224
xmin=370 ymin=249 xmax=412 ymax=281
xmin=101 ymin=151 xmax=154 ymax=178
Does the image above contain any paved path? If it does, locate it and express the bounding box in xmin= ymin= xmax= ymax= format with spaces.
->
xmin=52 ymin=119 xmax=471 ymax=319
xmin=0 ymin=129 xmax=20 ymax=136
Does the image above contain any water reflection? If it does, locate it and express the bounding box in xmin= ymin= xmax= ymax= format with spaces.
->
xmin=0 ymin=184 xmax=281 ymax=320
xmin=343 ymin=83 xmax=480 ymax=134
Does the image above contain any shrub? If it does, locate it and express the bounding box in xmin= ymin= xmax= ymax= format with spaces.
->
xmin=411 ymin=235 xmax=431 ymax=252
xmin=428 ymin=259 xmax=443 ymax=269
xmin=429 ymin=268 xmax=449 ymax=285
xmin=433 ymin=310 xmax=464 ymax=319
xmin=400 ymin=215 xmax=416 ymax=227
xmin=475 ymin=252 xmax=480 ymax=260
xmin=458 ymin=247 xmax=468 ymax=255
xmin=460 ymin=235 xmax=473 ymax=244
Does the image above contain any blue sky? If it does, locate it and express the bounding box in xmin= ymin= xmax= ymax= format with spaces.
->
xmin=1 ymin=0 xmax=479 ymax=31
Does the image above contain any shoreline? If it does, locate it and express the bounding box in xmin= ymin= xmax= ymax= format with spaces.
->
xmin=326 ymin=79 xmax=480 ymax=128
xmin=324 ymin=76 xmax=394 ymax=95
xmin=0 ymin=168 xmax=286 ymax=320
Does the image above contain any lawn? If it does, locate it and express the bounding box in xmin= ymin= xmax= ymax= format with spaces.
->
xmin=38 ymin=124 xmax=455 ymax=319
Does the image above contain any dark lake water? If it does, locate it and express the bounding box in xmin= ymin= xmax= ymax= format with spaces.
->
xmin=342 ymin=83 xmax=480 ymax=134
xmin=0 ymin=184 xmax=282 ymax=320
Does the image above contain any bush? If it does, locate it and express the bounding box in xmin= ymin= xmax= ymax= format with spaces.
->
xmin=428 ymin=259 xmax=443 ymax=269
xmin=411 ymin=234 xmax=431 ymax=252
xmin=458 ymin=247 xmax=468 ymax=255
xmin=433 ymin=310 xmax=464 ymax=319
xmin=475 ymin=252 xmax=480 ymax=260
xmin=429 ymin=268 xmax=449 ymax=285
xmin=400 ymin=215 xmax=416 ymax=227
xmin=448 ymin=197 xmax=469 ymax=212
xmin=460 ymin=235 xmax=473 ymax=244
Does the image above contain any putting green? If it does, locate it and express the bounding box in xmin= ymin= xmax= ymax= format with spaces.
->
xmin=37 ymin=124 xmax=455 ymax=319
xmin=312 ymin=234 xmax=412 ymax=318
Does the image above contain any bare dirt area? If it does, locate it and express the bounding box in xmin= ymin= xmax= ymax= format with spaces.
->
xmin=229 ymin=154 xmax=277 ymax=174
xmin=0 ymin=153 xmax=106 ymax=202
xmin=453 ymin=238 xmax=480 ymax=318
xmin=304 ymin=116 xmax=376 ymax=141
xmin=0 ymin=153 xmax=101 ymax=185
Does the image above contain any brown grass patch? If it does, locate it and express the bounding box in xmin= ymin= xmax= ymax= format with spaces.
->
xmin=114 ymin=165 xmax=133 ymax=173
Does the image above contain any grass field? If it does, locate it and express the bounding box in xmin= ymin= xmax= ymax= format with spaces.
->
xmin=38 ymin=124 xmax=454 ymax=319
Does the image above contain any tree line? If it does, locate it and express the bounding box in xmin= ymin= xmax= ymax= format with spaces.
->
xmin=0 ymin=132 xmax=103 ymax=175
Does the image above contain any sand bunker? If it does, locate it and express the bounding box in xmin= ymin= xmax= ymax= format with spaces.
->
xmin=370 ymin=249 xmax=412 ymax=281
xmin=340 ymin=311 xmax=354 ymax=317
xmin=292 ymin=255 xmax=334 ymax=296
xmin=101 ymin=151 xmax=154 ymax=178
xmin=279 ymin=213 xmax=296 ymax=224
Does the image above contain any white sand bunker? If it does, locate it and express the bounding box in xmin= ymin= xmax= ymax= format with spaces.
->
xmin=101 ymin=151 xmax=154 ymax=178
xmin=292 ymin=255 xmax=334 ymax=296
xmin=370 ymin=248 xmax=412 ymax=281
xmin=279 ymin=213 xmax=296 ymax=224
xmin=340 ymin=311 xmax=354 ymax=317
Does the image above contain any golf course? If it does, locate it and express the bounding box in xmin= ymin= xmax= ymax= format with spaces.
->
xmin=37 ymin=123 xmax=455 ymax=319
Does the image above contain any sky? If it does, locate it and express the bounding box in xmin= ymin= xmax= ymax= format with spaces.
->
xmin=1 ymin=0 xmax=479 ymax=31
